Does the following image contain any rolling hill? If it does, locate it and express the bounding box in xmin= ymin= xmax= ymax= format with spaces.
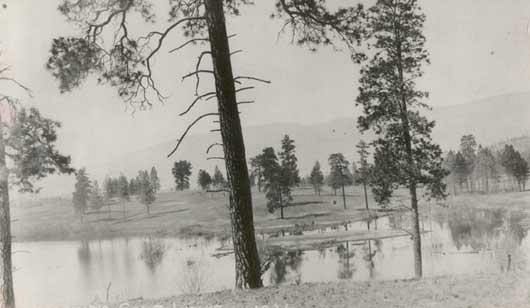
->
xmin=25 ymin=92 xmax=530 ymax=197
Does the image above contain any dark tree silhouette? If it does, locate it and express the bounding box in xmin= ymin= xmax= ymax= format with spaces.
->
xmin=72 ymin=168 xmax=91 ymax=222
xmin=328 ymin=153 xmax=352 ymax=209
xmin=138 ymin=170 xmax=156 ymax=215
xmin=309 ymin=161 xmax=324 ymax=196
xmin=501 ymin=145 xmax=529 ymax=191
xmin=172 ymin=160 xmax=192 ymax=191
xmin=149 ymin=166 xmax=161 ymax=193
xmin=249 ymin=154 xmax=264 ymax=192
xmin=117 ymin=174 xmax=130 ymax=219
xmin=261 ymin=147 xmax=284 ymax=218
xmin=198 ymin=169 xmax=213 ymax=191
xmin=278 ymin=135 xmax=300 ymax=211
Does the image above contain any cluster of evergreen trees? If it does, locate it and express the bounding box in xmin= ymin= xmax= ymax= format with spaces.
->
xmin=73 ymin=167 xmax=161 ymax=220
xmin=72 ymin=168 xmax=105 ymax=222
xmin=197 ymin=166 xmax=227 ymax=191
xmin=444 ymin=135 xmax=529 ymax=193
xmin=248 ymin=136 xmax=376 ymax=217
xmin=249 ymin=135 xmax=300 ymax=218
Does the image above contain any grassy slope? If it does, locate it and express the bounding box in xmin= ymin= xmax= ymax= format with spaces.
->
xmin=11 ymin=186 xmax=393 ymax=242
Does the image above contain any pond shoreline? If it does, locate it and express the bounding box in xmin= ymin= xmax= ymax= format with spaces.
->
xmin=107 ymin=272 xmax=530 ymax=308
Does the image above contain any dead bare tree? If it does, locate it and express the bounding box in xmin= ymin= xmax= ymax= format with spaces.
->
xmin=47 ymin=0 xmax=365 ymax=289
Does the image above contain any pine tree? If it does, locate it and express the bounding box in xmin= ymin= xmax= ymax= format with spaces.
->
xmin=443 ymin=151 xmax=458 ymax=195
xmin=328 ymin=153 xmax=351 ymax=209
xmin=474 ymin=146 xmax=497 ymax=193
xmin=138 ymin=170 xmax=156 ymax=215
xmin=198 ymin=169 xmax=213 ymax=191
xmin=260 ymin=147 xmax=284 ymax=217
xmin=117 ymin=175 xmax=130 ymax=219
xmin=89 ymin=180 xmax=104 ymax=211
xmin=356 ymin=0 xmax=447 ymax=278
xmin=73 ymin=168 xmax=91 ymax=222
xmin=309 ymin=161 xmax=324 ymax=196
xmin=212 ymin=166 xmax=227 ymax=189
xmin=172 ymin=160 xmax=192 ymax=191
xmin=128 ymin=178 xmax=138 ymax=196
xmin=356 ymin=140 xmax=371 ymax=210
xmin=249 ymin=155 xmax=264 ymax=192
xmin=460 ymin=135 xmax=477 ymax=191
xmin=278 ymin=135 xmax=300 ymax=209
xmin=149 ymin=166 xmax=161 ymax=193
xmin=501 ymin=145 xmax=529 ymax=191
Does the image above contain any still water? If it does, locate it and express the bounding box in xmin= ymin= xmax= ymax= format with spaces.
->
xmin=13 ymin=207 xmax=530 ymax=308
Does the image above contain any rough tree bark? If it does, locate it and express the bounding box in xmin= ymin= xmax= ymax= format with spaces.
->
xmin=204 ymin=0 xmax=263 ymax=289
xmin=0 ymin=117 xmax=14 ymax=308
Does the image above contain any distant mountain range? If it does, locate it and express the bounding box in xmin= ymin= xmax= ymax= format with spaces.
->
xmin=25 ymin=92 xmax=530 ymax=197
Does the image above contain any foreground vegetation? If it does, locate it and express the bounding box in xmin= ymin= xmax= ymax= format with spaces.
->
xmin=111 ymin=272 xmax=530 ymax=308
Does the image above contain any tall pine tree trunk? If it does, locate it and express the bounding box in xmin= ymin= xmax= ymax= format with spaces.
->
xmin=363 ymin=182 xmax=369 ymax=210
xmin=341 ymin=182 xmax=346 ymax=210
xmin=410 ymin=183 xmax=422 ymax=278
xmin=397 ymin=40 xmax=423 ymax=279
xmin=0 ymin=120 xmax=14 ymax=308
xmin=279 ymin=190 xmax=284 ymax=220
xmin=204 ymin=0 xmax=262 ymax=289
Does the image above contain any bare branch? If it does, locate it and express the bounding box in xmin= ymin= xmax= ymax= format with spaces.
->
xmin=193 ymin=51 xmax=212 ymax=95
xmin=169 ymin=34 xmax=237 ymax=53
xmin=167 ymin=112 xmax=219 ymax=157
xmin=182 ymin=70 xmax=214 ymax=82
xmin=238 ymin=101 xmax=255 ymax=105
xmin=235 ymin=86 xmax=255 ymax=93
xmin=207 ymin=157 xmax=225 ymax=160
xmin=0 ymin=77 xmax=33 ymax=96
xmin=206 ymin=143 xmax=223 ymax=154
xmin=179 ymin=91 xmax=216 ymax=117
xmin=145 ymin=17 xmax=207 ymax=77
xmin=230 ymin=49 xmax=243 ymax=57
xmin=169 ymin=38 xmax=209 ymax=53
xmin=234 ymin=76 xmax=271 ymax=84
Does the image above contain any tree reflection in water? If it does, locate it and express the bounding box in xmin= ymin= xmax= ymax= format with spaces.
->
xmin=268 ymin=250 xmax=303 ymax=285
xmin=336 ymin=242 xmax=355 ymax=279
xmin=445 ymin=207 xmax=528 ymax=271
xmin=139 ymin=237 xmax=167 ymax=272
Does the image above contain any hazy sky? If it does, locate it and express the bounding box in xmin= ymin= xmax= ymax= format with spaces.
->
xmin=2 ymin=0 xmax=530 ymax=172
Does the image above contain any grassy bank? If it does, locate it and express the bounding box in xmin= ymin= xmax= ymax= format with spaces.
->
xmin=11 ymin=187 xmax=530 ymax=242
xmin=11 ymin=187 xmax=395 ymax=242
xmin=108 ymin=272 xmax=530 ymax=308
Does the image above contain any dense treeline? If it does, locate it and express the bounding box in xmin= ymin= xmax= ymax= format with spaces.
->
xmin=444 ymin=135 xmax=529 ymax=194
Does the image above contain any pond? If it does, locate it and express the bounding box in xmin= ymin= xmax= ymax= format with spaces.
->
xmin=13 ymin=207 xmax=530 ymax=308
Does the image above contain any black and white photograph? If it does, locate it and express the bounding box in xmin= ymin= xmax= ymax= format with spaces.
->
xmin=2 ymin=0 xmax=530 ymax=307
